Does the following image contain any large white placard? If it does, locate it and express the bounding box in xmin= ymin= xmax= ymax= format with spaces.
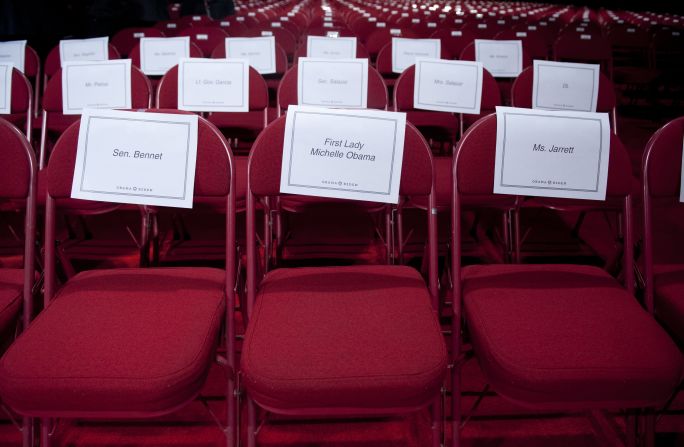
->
xmin=0 ymin=63 xmax=12 ymax=114
xmin=280 ymin=106 xmax=406 ymax=203
xmin=139 ymin=37 xmax=190 ymax=76
xmin=413 ymin=58 xmax=483 ymax=114
xmin=297 ymin=58 xmax=368 ymax=109
xmin=493 ymin=106 xmax=611 ymax=200
xmin=474 ymin=39 xmax=523 ymax=78
xmin=61 ymin=60 xmax=132 ymax=115
xmin=177 ymin=58 xmax=249 ymax=112
xmin=71 ymin=109 xmax=199 ymax=208
xmin=59 ymin=37 xmax=109 ymax=66
xmin=391 ymin=38 xmax=441 ymax=74
xmin=225 ymin=37 xmax=276 ymax=74
xmin=0 ymin=41 xmax=26 ymax=73
xmin=306 ymin=36 xmax=357 ymax=59
xmin=532 ymin=60 xmax=600 ymax=112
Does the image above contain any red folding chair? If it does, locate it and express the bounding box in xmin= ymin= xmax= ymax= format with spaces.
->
xmin=0 ymin=117 xmax=37 ymax=447
xmin=2 ymin=68 xmax=33 ymax=139
xmin=429 ymin=28 xmax=476 ymax=60
xmin=43 ymin=43 xmax=121 ymax=88
xmin=23 ymin=44 xmax=41 ymax=118
xmin=642 ymin=116 xmax=684 ymax=345
xmin=177 ymin=26 xmax=230 ymax=56
xmin=111 ymin=27 xmax=166 ymax=57
xmin=365 ymin=27 xmax=418 ymax=62
xmin=240 ymin=27 xmax=298 ymax=62
xmin=553 ymin=32 xmax=614 ymax=79
xmin=375 ymin=40 xmax=451 ymax=89
xmin=0 ymin=111 xmax=237 ymax=447
xmin=451 ymin=113 xmax=682 ymax=446
xmin=242 ymin=115 xmax=448 ymax=446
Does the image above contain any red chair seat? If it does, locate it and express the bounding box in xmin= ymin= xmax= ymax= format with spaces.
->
xmin=654 ymin=265 xmax=684 ymax=345
xmin=242 ymin=265 xmax=447 ymax=412
xmin=0 ymin=269 xmax=24 ymax=333
xmin=0 ymin=267 xmax=225 ymax=417
xmin=462 ymin=264 xmax=682 ymax=410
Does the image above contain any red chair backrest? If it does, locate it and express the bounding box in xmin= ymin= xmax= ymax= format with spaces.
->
xmin=177 ymin=27 xmax=230 ymax=56
xmin=276 ymin=64 xmax=388 ymax=113
xmin=7 ymin=68 xmax=31 ymax=116
xmin=553 ymin=32 xmax=613 ymax=77
xmin=643 ymin=117 xmax=684 ymax=199
xmin=0 ymin=117 xmax=34 ymax=199
xmin=429 ymin=28 xmax=476 ymax=59
xmin=365 ymin=28 xmax=419 ymax=59
xmin=111 ymin=27 xmax=166 ymax=57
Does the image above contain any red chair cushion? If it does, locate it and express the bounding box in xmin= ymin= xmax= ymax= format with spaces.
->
xmin=462 ymin=264 xmax=683 ymax=410
xmin=0 ymin=267 xmax=225 ymax=416
xmin=0 ymin=269 xmax=24 ymax=334
xmin=242 ymin=265 xmax=447 ymax=411
xmin=654 ymin=265 xmax=684 ymax=346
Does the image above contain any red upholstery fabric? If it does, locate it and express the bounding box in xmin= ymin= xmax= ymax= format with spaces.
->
xmin=277 ymin=64 xmax=388 ymax=112
xmin=23 ymin=46 xmax=39 ymax=78
xmin=177 ymin=27 xmax=229 ymax=56
xmin=44 ymin=44 xmax=121 ymax=79
xmin=654 ymin=265 xmax=684 ymax=345
xmin=456 ymin=114 xmax=632 ymax=198
xmin=365 ymin=29 xmax=418 ymax=59
xmin=429 ymin=28 xmax=476 ymax=60
xmin=0 ymin=119 xmax=32 ymax=199
xmin=511 ymin=66 xmax=616 ymax=112
xmin=42 ymin=66 xmax=151 ymax=114
xmin=242 ymin=265 xmax=447 ymax=411
xmin=0 ymin=268 xmax=225 ymax=416
xmin=249 ymin=117 xmax=432 ymax=197
xmin=47 ymin=112 xmax=232 ymax=200
xmin=553 ymin=33 xmax=613 ymax=76
xmin=462 ymin=264 xmax=683 ymax=409
xmin=9 ymin=68 xmax=30 ymax=114
xmin=111 ymin=27 xmax=165 ymax=57
xmin=643 ymin=117 xmax=684 ymax=198
xmin=0 ymin=269 xmax=23 ymax=334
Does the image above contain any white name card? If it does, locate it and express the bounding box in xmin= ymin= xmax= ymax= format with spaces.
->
xmin=413 ymin=58 xmax=483 ymax=114
xmin=679 ymin=136 xmax=684 ymax=203
xmin=177 ymin=58 xmax=249 ymax=112
xmin=532 ymin=60 xmax=600 ymax=112
xmin=0 ymin=40 xmax=26 ymax=73
xmin=139 ymin=37 xmax=190 ymax=76
xmin=391 ymin=38 xmax=441 ymax=74
xmin=474 ymin=39 xmax=523 ymax=78
xmin=280 ymin=106 xmax=406 ymax=203
xmin=0 ymin=63 xmax=13 ymax=114
xmin=225 ymin=36 xmax=276 ymax=74
xmin=493 ymin=106 xmax=610 ymax=200
xmin=59 ymin=37 xmax=109 ymax=66
xmin=297 ymin=58 xmax=368 ymax=109
xmin=61 ymin=59 xmax=132 ymax=115
xmin=306 ymin=36 xmax=357 ymax=59
xmin=71 ymin=109 xmax=198 ymax=208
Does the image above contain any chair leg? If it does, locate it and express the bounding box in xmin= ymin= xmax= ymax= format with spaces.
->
xmin=247 ymin=397 xmax=257 ymax=447
xmin=625 ymin=413 xmax=637 ymax=447
xmin=642 ymin=411 xmax=656 ymax=447
xmin=452 ymin=365 xmax=461 ymax=447
xmin=40 ymin=418 xmax=51 ymax=447
xmin=21 ymin=417 xmax=33 ymax=447
xmin=431 ymin=395 xmax=443 ymax=447
xmin=226 ymin=375 xmax=236 ymax=447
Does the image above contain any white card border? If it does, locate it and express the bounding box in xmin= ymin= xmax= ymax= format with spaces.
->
xmin=139 ymin=36 xmax=190 ymax=76
xmin=61 ymin=59 xmax=132 ymax=115
xmin=532 ymin=60 xmax=600 ymax=112
xmin=59 ymin=37 xmax=109 ymax=67
xmin=297 ymin=57 xmax=368 ymax=109
xmin=391 ymin=37 xmax=441 ymax=74
xmin=0 ymin=40 xmax=26 ymax=73
xmin=0 ymin=63 xmax=12 ymax=115
xmin=474 ymin=39 xmax=523 ymax=78
xmin=177 ymin=57 xmax=250 ymax=112
xmin=306 ymin=35 xmax=357 ymax=58
xmin=225 ymin=36 xmax=276 ymax=75
xmin=413 ymin=58 xmax=483 ymax=114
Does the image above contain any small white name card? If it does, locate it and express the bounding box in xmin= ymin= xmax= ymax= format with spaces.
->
xmin=297 ymin=58 xmax=368 ymax=109
xmin=280 ymin=106 xmax=406 ymax=203
xmin=306 ymin=36 xmax=357 ymax=59
xmin=494 ymin=106 xmax=610 ymax=200
xmin=532 ymin=60 xmax=600 ymax=112
xmin=59 ymin=37 xmax=109 ymax=66
xmin=474 ymin=39 xmax=523 ymax=78
xmin=139 ymin=37 xmax=190 ymax=76
xmin=61 ymin=59 xmax=132 ymax=115
xmin=177 ymin=58 xmax=249 ymax=112
xmin=71 ymin=109 xmax=198 ymax=208
xmin=0 ymin=41 xmax=26 ymax=73
xmin=679 ymin=136 xmax=684 ymax=203
xmin=225 ymin=36 xmax=276 ymax=74
xmin=0 ymin=63 xmax=13 ymax=114
xmin=391 ymin=38 xmax=441 ymax=74
xmin=413 ymin=58 xmax=483 ymax=114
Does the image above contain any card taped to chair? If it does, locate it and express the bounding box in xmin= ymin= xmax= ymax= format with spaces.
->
xmin=0 ymin=62 xmax=12 ymax=115
xmin=139 ymin=37 xmax=190 ymax=76
xmin=71 ymin=109 xmax=198 ymax=208
xmin=306 ymin=36 xmax=357 ymax=59
xmin=280 ymin=106 xmax=406 ymax=204
xmin=413 ymin=58 xmax=483 ymax=114
xmin=532 ymin=60 xmax=600 ymax=112
xmin=0 ymin=40 xmax=26 ymax=73
xmin=177 ymin=58 xmax=249 ymax=112
xmin=61 ymin=59 xmax=132 ymax=115
xmin=297 ymin=58 xmax=368 ymax=108
xmin=225 ymin=36 xmax=276 ymax=75
xmin=59 ymin=37 xmax=109 ymax=66
xmin=474 ymin=39 xmax=522 ymax=78
xmin=493 ymin=106 xmax=610 ymax=201
xmin=391 ymin=38 xmax=441 ymax=74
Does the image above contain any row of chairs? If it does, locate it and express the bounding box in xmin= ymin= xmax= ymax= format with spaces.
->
xmin=0 ymin=108 xmax=682 ymax=446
